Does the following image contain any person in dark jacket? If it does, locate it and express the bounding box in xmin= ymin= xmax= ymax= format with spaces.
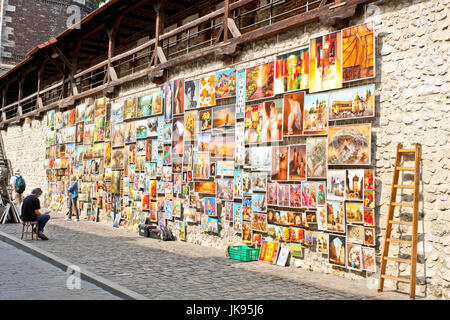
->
xmin=21 ymin=188 xmax=50 ymax=240
xmin=66 ymin=176 xmax=79 ymax=221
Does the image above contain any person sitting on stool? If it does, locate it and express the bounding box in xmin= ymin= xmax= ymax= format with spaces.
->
xmin=21 ymin=188 xmax=50 ymax=240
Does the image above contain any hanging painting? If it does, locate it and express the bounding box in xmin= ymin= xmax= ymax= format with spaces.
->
xmin=184 ymin=79 xmax=200 ymax=110
xmin=282 ymin=92 xmax=304 ymax=137
xmin=245 ymin=62 xmax=274 ymax=101
xmin=173 ymin=78 xmax=184 ymax=116
xmin=274 ymin=48 xmax=309 ymax=94
xmin=328 ymin=124 xmax=371 ymax=165
xmin=261 ymin=99 xmax=283 ymax=142
xmin=215 ymin=68 xmax=236 ymax=99
xmin=288 ymin=145 xmax=306 ymax=181
xmin=199 ymin=75 xmax=216 ymax=107
xmin=329 ymin=85 xmax=375 ymax=121
xmin=329 ymin=234 xmax=346 ymax=267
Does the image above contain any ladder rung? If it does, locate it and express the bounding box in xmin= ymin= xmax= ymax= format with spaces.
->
xmin=399 ymin=149 xmax=415 ymax=153
xmin=394 ymin=185 xmax=414 ymax=189
xmin=391 ymin=203 xmax=414 ymax=207
xmin=384 ymin=256 xmax=412 ymax=264
xmin=381 ymin=275 xmax=411 ymax=283
xmin=396 ymin=167 xmax=415 ymax=171
xmin=389 ymin=220 xmax=413 ymax=226
xmin=387 ymin=238 xmax=413 ymax=245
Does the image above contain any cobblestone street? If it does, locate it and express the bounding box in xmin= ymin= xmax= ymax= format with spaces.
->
xmin=0 ymin=241 xmax=120 ymax=300
xmin=0 ymin=215 xmax=408 ymax=300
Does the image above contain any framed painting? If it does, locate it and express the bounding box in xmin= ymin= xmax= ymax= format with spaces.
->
xmin=364 ymin=169 xmax=374 ymax=190
xmin=362 ymin=247 xmax=376 ymax=273
xmin=282 ymin=92 xmax=304 ymax=137
xmin=277 ymin=183 xmax=290 ymax=207
xmin=184 ymin=79 xmax=200 ymax=110
xmin=217 ymin=160 xmax=234 ymax=177
xmin=84 ymin=123 xmax=94 ymax=145
xmin=245 ymin=62 xmax=274 ymax=102
xmin=301 ymin=182 xmax=317 ymax=208
xmin=258 ymin=240 xmax=280 ymax=264
xmin=364 ymin=208 xmax=375 ymax=227
xmin=212 ymin=105 xmax=235 ymax=134
xmin=164 ymin=81 xmax=174 ymax=121
xmin=194 ymin=181 xmax=216 ymax=194
xmin=289 ymin=184 xmax=302 ymax=208
xmin=329 ymin=85 xmax=375 ymax=121
xmin=124 ymin=97 xmax=137 ymax=120
xmin=242 ymin=221 xmax=252 ymax=245
xmin=204 ymin=197 xmax=217 ymax=216
xmin=271 ymin=146 xmax=289 ymax=181
xmin=199 ymin=109 xmax=212 ymax=131
xmin=342 ymin=22 xmax=375 ymax=82
xmin=250 ymin=172 xmax=267 ymax=192
xmin=346 ymin=169 xmax=364 ymax=201
xmin=267 ymin=183 xmax=278 ymax=206
xmin=364 ymin=227 xmax=375 ymax=246
xmin=244 ymin=104 xmax=262 ymax=144
xmin=310 ymin=31 xmax=342 ymax=93
xmin=124 ymin=121 xmax=136 ymax=144
xmin=172 ymin=117 xmax=184 ymax=155
xmin=234 ymin=169 xmax=243 ymax=199
xmin=251 ymin=193 xmax=266 ymax=212
xmin=75 ymin=104 xmax=85 ymax=123
xmin=137 ymin=94 xmax=152 ymax=118
xmin=152 ymin=91 xmax=163 ymax=115
xmin=223 ymin=201 xmax=234 ymax=222
xmin=193 ymin=152 xmax=210 ymax=180
xmin=210 ymin=134 xmax=235 ymax=159
xmin=328 ymin=124 xmax=371 ymax=166
xmin=327 ymin=169 xmax=346 ymax=201
xmin=347 ymin=243 xmax=362 ymax=271
xmin=306 ymin=136 xmax=327 ymax=179
xmin=329 ymin=234 xmax=346 ymax=267
xmin=346 ymin=202 xmax=364 ymax=224
xmin=347 ymin=224 xmax=364 ymax=244
xmin=199 ymin=75 xmax=216 ymax=107
xmin=252 ymin=212 xmax=268 ymax=233
xmin=233 ymin=203 xmax=243 ymax=233
xmin=261 ymin=99 xmax=283 ymax=142
xmin=215 ymin=68 xmax=236 ymax=99
xmin=288 ymin=145 xmax=306 ymax=181
xmin=136 ymin=119 xmax=147 ymax=139
xmin=274 ymin=48 xmax=309 ymax=94
xmin=184 ymin=110 xmax=198 ymax=141
xmin=216 ymin=178 xmax=234 ymax=201
xmin=326 ymin=200 xmax=346 ymax=233
xmin=173 ymin=78 xmax=184 ymax=116
xmin=95 ymin=97 xmax=106 ymax=118
xmin=303 ymin=92 xmax=328 ymax=135
xmin=317 ymin=206 xmax=327 ymax=231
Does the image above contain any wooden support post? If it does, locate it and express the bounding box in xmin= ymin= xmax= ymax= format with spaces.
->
xmin=17 ymin=77 xmax=23 ymax=116
xmin=223 ymin=0 xmax=230 ymax=43
xmin=151 ymin=0 xmax=167 ymax=66
xmin=2 ymin=86 xmax=8 ymax=122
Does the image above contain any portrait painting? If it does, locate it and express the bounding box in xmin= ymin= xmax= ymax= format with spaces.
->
xmin=342 ymin=22 xmax=375 ymax=82
xmin=327 ymin=200 xmax=345 ymax=233
xmin=306 ymin=136 xmax=327 ymax=179
xmin=261 ymin=99 xmax=283 ymax=142
xmin=245 ymin=62 xmax=274 ymax=101
xmin=271 ymin=146 xmax=288 ymax=181
xmin=282 ymin=92 xmax=304 ymax=137
xmin=199 ymin=75 xmax=216 ymax=107
xmin=346 ymin=169 xmax=364 ymax=201
xmin=173 ymin=78 xmax=184 ymax=115
xmin=329 ymin=234 xmax=346 ymax=267
xmin=310 ymin=31 xmax=342 ymax=93
xmin=184 ymin=79 xmax=200 ymax=110
xmin=328 ymin=124 xmax=371 ymax=165
xmin=212 ymin=105 xmax=235 ymax=134
xmin=346 ymin=202 xmax=364 ymax=224
xmin=329 ymin=85 xmax=375 ymax=121
xmin=288 ymin=145 xmax=306 ymax=181
xmin=274 ymin=48 xmax=309 ymax=94
xmin=215 ymin=68 xmax=236 ymax=99
xmin=172 ymin=117 xmax=184 ymax=154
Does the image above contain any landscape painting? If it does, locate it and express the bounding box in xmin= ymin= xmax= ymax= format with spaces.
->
xmin=329 ymin=85 xmax=375 ymax=121
xmin=212 ymin=105 xmax=236 ymax=134
xmin=303 ymin=93 xmax=328 ymax=135
xmin=215 ymin=68 xmax=236 ymax=99
xmin=245 ymin=62 xmax=274 ymax=101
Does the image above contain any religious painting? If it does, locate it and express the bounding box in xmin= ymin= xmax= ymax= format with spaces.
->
xmin=210 ymin=134 xmax=235 ymax=159
xmin=327 ymin=200 xmax=345 ymax=233
xmin=346 ymin=202 xmax=363 ymax=224
xmin=216 ymin=178 xmax=234 ymax=201
xmin=364 ymin=227 xmax=375 ymax=246
xmin=289 ymin=184 xmax=302 ymax=208
xmin=244 ymin=104 xmax=262 ymax=144
xmin=364 ymin=208 xmax=375 ymax=227
xmin=212 ymin=105 xmax=235 ymax=134
xmin=124 ymin=121 xmax=136 ymax=144
xmin=199 ymin=75 xmax=216 ymax=107
xmin=362 ymin=247 xmax=376 ymax=272
xmin=261 ymin=99 xmax=283 ymax=142
xmin=152 ymin=90 xmax=163 ymax=115
xmin=193 ymin=152 xmax=210 ymax=180
xmin=282 ymin=92 xmax=304 ymax=137
xmin=172 ymin=117 xmax=184 ymax=155
xmin=342 ymin=22 xmax=375 ymax=82
xmin=258 ymin=241 xmax=280 ymax=264
xmin=277 ymin=184 xmax=290 ymax=207
xmin=329 ymin=234 xmax=346 ymax=267
xmin=215 ymin=68 xmax=236 ymax=99
xmin=347 ymin=243 xmax=362 ymax=271
xmin=95 ymin=97 xmax=106 ymax=118
xmin=173 ymin=78 xmax=184 ymax=115
xmin=328 ymin=124 xmax=371 ymax=165
xmin=245 ymin=62 xmax=274 ymax=101
xmin=267 ymin=183 xmax=277 ymax=206
xmin=288 ymin=145 xmax=306 ymax=181
xmin=346 ymin=169 xmax=364 ymax=201
xmin=184 ymin=79 xmax=200 ymax=110
xmin=111 ymin=148 xmax=124 ymax=170
xmin=347 ymin=224 xmax=364 ymax=244
xmin=310 ymin=31 xmax=342 ymax=93
xmin=164 ymin=81 xmax=174 ymax=121
xmin=184 ymin=110 xmax=198 ymax=141
xmin=242 ymin=221 xmax=252 ymax=245
xmin=199 ymin=109 xmax=212 ymax=131
xmin=329 ymin=85 xmax=375 ymax=121
xmin=84 ymin=123 xmax=94 ymax=145
xmin=306 ymin=136 xmax=327 ymax=179
xmin=137 ymin=94 xmax=152 ymax=118
xmin=252 ymin=212 xmax=268 ymax=233
xmin=274 ymin=48 xmax=309 ymax=94
xmin=236 ymin=70 xmax=246 ymax=118
xmin=75 ymin=104 xmax=85 ymax=123
xmin=271 ymin=146 xmax=288 ymax=181
xmin=124 ymin=97 xmax=137 ymax=120
xmin=233 ymin=203 xmax=243 ymax=233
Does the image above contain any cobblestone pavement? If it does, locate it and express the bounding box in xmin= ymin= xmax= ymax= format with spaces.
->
xmin=0 ymin=241 xmax=120 ymax=300
xmin=0 ymin=215 xmax=408 ymax=300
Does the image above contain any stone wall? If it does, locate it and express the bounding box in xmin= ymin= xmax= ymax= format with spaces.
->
xmin=1 ymin=0 xmax=449 ymax=299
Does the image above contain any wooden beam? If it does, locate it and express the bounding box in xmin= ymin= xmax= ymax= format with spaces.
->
xmin=223 ymin=0 xmax=230 ymax=43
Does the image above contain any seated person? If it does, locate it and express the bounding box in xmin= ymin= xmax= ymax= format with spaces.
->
xmin=21 ymin=188 xmax=50 ymax=240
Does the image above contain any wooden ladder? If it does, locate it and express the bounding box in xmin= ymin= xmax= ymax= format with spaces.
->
xmin=378 ymin=143 xmax=421 ymax=299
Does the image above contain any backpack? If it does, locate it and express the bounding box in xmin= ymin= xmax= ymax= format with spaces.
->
xmin=14 ymin=176 xmax=26 ymax=194
xmin=160 ymin=225 xmax=176 ymax=241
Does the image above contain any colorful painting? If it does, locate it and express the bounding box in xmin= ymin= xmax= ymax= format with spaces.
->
xmin=328 ymin=124 xmax=371 ymax=165
xmin=204 ymin=197 xmax=217 ymax=216
xmin=271 ymin=146 xmax=288 ymax=181
xmin=364 ymin=169 xmax=374 ymax=190
xmin=244 ymin=104 xmax=262 ymax=144
xmin=236 ymin=70 xmax=246 ymax=118
xmin=111 ymin=170 xmax=121 ymax=195
xmin=76 ymin=122 xmax=84 ymax=144
xmin=362 ymin=247 xmax=376 ymax=272
xmin=233 ymin=203 xmax=243 ymax=233
xmin=173 ymin=79 xmax=184 ymax=115
xmin=329 ymin=85 xmax=375 ymax=121
xmin=84 ymin=123 xmax=94 ymax=145
xmin=310 ymin=31 xmax=342 ymax=93
xmin=124 ymin=98 xmax=137 ymax=120
xmin=193 ymin=152 xmax=210 ymax=179
xmin=251 ymin=193 xmax=266 ymax=212
xmin=199 ymin=109 xmax=212 ymax=131
xmin=252 ymin=212 xmax=267 ymax=233
xmin=258 ymin=241 xmax=280 ymax=264
xmin=317 ymin=206 xmax=327 ymax=231
xmin=136 ymin=119 xmax=147 ymax=139
xmin=233 ymin=169 xmax=243 ymax=199
xmin=303 ymin=93 xmax=328 ymax=135
xmin=242 ymin=221 xmax=252 ymax=245
xmin=364 ymin=208 xmax=375 ymax=227
xmin=327 ymin=169 xmax=346 ymax=201
xmin=346 ymin=202 xmax=363 ymax=224
xmin=329 ymin=234 xmax=346 ymax=267
xmin=112 ymin=123 xmax=124 ymax=147
xmin=124 ymin=121 xmax=136 ymax=144
xmin=327 ymin=200 xmax=345 ymax=233
xmin=212 ymin=105 xmax=235 ymax=134
xmin=275 ymin=48 xmax=309 ymax=94
xmin=75 ymin=104 xmax=85 ymax=123
xmin=215 ymin=68 xmax=236 ymax=99
xmin=172 ymin=117 xmax=184 ymax=154
xmin=201 ymin=217 xmax=219 ymax=234
xmin=347 ymin=224 xmax=364 ymax=244
xmin=137 ymin=94 xmax=152 ymax=118
xmin=209 ymin=134 xmax=235 ymax=159
xmin=346 ymin=169 xmax=364 ymax=201
xmin=347 ymin=243 xmax=362 ymax=271
xmin=199 ymin=75 xmax=216 ymax=107
xmin=217 ymin=161 xmax=234 ymax=177
xmin=95 ymin=97 xmax=106 ymax=118
xmin=194 ymin=181 xmax=216 ymax=194
xmin=282 ymin=92 xmax=304 ymax=137
xmin=245 ymin=62 xmax=274 ymax=101
xmin=342 ymin=22 xmax=375 ymax=82
xmin=301 ymin=182 xmax=317 ymax=208
xmin=152 ymin=91 xmax=163 ymax=115
xmin=184 ymin=79 xmax=200 ymax=110
xmin=217 ymin=178 xmax=234 ymax=201
xmin=184 ymin=110 xmax=197 ymax=141
xmin=261 ymin=99 xmax=283 ymax=142
xmin=289 ymin=184 xmax=302 ymax=208
xmin=288 ymin=145 xmax=306 ymax=181
xmin=306 ymin=136 xmax=327 ymax=179
xmin=364 ymin=227 xmax=375 ymax=246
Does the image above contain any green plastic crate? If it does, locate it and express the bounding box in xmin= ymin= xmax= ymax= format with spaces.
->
xmin=228 ymin=245 xmax=260 ymax=262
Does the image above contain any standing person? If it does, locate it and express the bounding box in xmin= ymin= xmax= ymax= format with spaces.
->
xmin=10 ymin=169 xmax=26 ymax=208
xmin=66 ymin=176 xmax=79 ymax=221
xmin=21 ymin=188 xmax=50 ymax=240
